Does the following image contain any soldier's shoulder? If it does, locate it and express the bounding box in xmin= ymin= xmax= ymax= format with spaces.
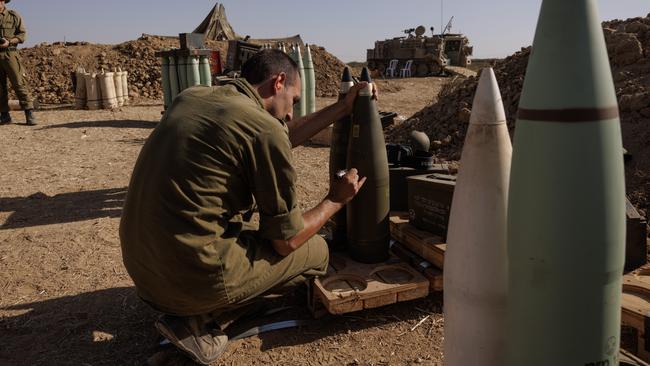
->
xmin=7 ymin=9 xmax=23 ymax=19
xmin=7 ymin=9 xmax=22 ymax=17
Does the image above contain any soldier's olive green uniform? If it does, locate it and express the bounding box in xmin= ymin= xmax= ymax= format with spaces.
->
xmin=120 ymin=79 xmax=328 ymax=316
xmin=0 ymin=7 xmax=33 ymax=112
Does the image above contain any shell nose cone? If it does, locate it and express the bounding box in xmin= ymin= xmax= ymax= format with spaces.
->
xmin=360 ymin=67 xmax=373 ymax=83
xmin=470 ymin=68 xmax=507 ymax=126
xmin=518 ymin=0 xmax=616 ymax=110
xmin=342 ymin=67 xmax=352 ymax=82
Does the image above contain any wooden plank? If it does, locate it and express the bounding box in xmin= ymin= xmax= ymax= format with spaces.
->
xmin=398 ymin=286 xmax=431 ymax=302
xmin=390 ymin=213 xmax=446 ymax=269
xmin=390 ymin=241 xmax=443 ymax=292
xmin=423 ymin=267 xmax=444 ymax=292
xmin=310 ymin=252 xmax=429 ymax=316
xmin=364 ymin=293 xmax=398 ymax=309
xmin=621 ymin=348 xmax=650 ymax=366
xmin=622 ymin=274 xmax=650 ymax=362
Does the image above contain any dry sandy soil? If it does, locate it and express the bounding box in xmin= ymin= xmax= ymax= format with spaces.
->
xmin=0 ymin=77 xmax=450 ymax=365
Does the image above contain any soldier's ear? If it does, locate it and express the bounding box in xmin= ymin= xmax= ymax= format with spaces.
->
xmin=273 ymin=73 xmax=287 ymax=94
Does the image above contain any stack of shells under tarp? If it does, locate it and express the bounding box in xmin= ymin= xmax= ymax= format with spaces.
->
xmin=74 ymin=67 xmax=129 ymax=110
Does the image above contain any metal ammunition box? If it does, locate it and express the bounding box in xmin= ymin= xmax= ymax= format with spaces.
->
xmin=226 ymin=40 xmax=263 ymax=72
xmin=406 ymin=173 xmax=456 ymax=239
xmin=390 ymin=164 xmax=451 ymax=212
xmin=386 ymin=144 xmax=413 ymax=166
xmin=179 ymin=33 xmax=206 ymax=50
xmin=626 ymin=198 xmax=648 ymax=271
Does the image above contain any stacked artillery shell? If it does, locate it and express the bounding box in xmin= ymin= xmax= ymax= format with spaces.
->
xmin=346 ymin=68 xmax=390 ymax=263
xmin=178 ymin=56 xmax=188 ymax=91
xmin=505 ymin=0 xmax=625 ymax=365
xmin=159 ymin=51 xmax=214 ymax=109
xmin=120 ymin=68 xmax=129 ymax=104
xmin=160 ymin=56 xmax=172 ymax=109
xmin=199 ymin=56 xmax=212 ymax=87
xmin=291 ymin=46 xmax=307 ymax=119
xmin=187 ymin=56 xmax=201 ymax=87
xmin=303 ymin=45 xmax=316 ymax=114
xmin=114 ymin=68 xmax=125 ymax=107
xmin=444 ymin=68 xmax=511 ymax=366
xmin=95 ymin=73 xmax=103 ymax=108
xmin=84 ymin=73 xmax=100 ymax=110
xmin=98 ymin=70 xmax=118 ymax=109
xmin=329 ymin=67 xmax=354 ymax=250
xmin=74 ymin=67 xmax=87 ymax=109
xmin=168 ymin=57 xmax=180 ymax=101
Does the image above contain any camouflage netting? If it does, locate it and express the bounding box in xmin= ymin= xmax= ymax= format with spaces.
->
xmin=386 ymin=14 xmax=650 ymax=215
xmin=15 ymin=37 xmax=346 ymax=104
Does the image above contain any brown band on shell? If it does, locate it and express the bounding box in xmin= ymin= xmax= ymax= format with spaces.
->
xmin=517 ymin=107 xmax=619 ymax=122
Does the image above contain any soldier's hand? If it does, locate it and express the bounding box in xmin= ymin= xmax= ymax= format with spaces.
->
xmin=343 ymin=82 xmax=379 ymax=114
xmin=328 ymin=168 xmax=367 ymax=204
xmin=0 ymin=38 xmax=9 ymax=49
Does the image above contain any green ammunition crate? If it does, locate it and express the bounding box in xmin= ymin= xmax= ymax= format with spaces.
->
xmin=390 ymin=165 xmax=450 ymax=212
xmin=626 ymin=198 xmax=648 ymax=271
xmin=406 ymin=173 xmax=456 ymax=239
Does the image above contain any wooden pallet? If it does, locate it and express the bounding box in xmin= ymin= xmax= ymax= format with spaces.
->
xmin=622 ymin=269 xmax=650 ymax=362
xmin=621 ymin=348 xmax=650 ymax=366
xmin=310 ymin=252 xmax=429 ymax=316
xmin=389 ymin=212 xmax=446 ymax=269
xmin=390 ymin=241 xmax=443 ymax=292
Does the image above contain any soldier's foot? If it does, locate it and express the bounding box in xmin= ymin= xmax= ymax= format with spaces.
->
xmin=0 ymin=112 xmax=11 ymax=124
xmin=25 ymin=110 xmax=37 ymax=126
xmin=155 ymin=314 xmax=229 ymax=365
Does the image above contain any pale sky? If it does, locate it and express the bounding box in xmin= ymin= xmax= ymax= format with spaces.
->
xmin=13 ymin=1 xmax=650 ymax=62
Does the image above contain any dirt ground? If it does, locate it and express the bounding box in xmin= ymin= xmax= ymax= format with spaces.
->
xmin=0 ymin=77 xmax=451 ymax=365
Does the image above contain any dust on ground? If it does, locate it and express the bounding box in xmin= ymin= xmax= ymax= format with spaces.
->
xmin=0 ymin=76 xmax=451 ymax=365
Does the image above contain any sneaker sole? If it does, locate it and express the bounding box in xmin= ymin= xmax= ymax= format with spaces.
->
xmin=155 ymin=320 xmax=215 ymax=366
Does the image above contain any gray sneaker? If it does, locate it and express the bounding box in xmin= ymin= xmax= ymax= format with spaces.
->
xmin=155 ymin=314 xmax=229 ymax=365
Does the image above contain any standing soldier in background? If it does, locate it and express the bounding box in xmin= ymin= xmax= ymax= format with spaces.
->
xmin=0 ymin=0 xmax=36 ymax=126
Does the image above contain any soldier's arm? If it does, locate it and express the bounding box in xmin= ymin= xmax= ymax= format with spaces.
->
xmin=271 ymin=169 xmax=365 ymax=256
xmin=9 ymin=12 xmax=26 ymax=44
xmin=271 ymin=199 xmax=342 ymax=256
xmin=286 ymin=82 xmax=373 ymax=147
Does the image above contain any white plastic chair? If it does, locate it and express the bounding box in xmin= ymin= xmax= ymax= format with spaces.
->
xmin=400 ymin=60 xmax=413 ymax=78
xmin=385 ymin=59 xmax=399 ymax=78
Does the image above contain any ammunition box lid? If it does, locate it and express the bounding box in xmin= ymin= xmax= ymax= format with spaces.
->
xmin=389 ymin=164 xmax=451 ymax=174
xmin=626 ymin=197 xmax=646 ymax=222
xmin=407 ymin=173 xmax=456 ymax=187
xmin=155 ymin=49 xmax=214 ymax=58
xmin=179 ymin=33 xmax=206 ymax=50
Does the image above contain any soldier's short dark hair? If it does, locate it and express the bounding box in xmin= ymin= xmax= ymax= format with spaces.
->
xmin=241 ymin=49 xmax=299 ymax=86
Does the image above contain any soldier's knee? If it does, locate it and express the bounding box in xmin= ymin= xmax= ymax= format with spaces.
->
xmin=305 ymin=235 xmax=329 ymax=273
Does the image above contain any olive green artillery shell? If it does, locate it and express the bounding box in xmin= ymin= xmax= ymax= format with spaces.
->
xmin=303 ymin=46 xmax=316 ymax=114
xmin=346 ymin=86 xmax=390 ymax=264
xmin=292 ymin=48 xmax=307 ymax=119
xmin=505 ymin=0 xmax=625 ymax=364
xmin=329 ymin=92 xmax=351 ymax=250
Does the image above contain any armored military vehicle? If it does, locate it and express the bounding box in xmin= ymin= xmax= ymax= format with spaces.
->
xmin=366 ymin=23 xmax=473 ymax=77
